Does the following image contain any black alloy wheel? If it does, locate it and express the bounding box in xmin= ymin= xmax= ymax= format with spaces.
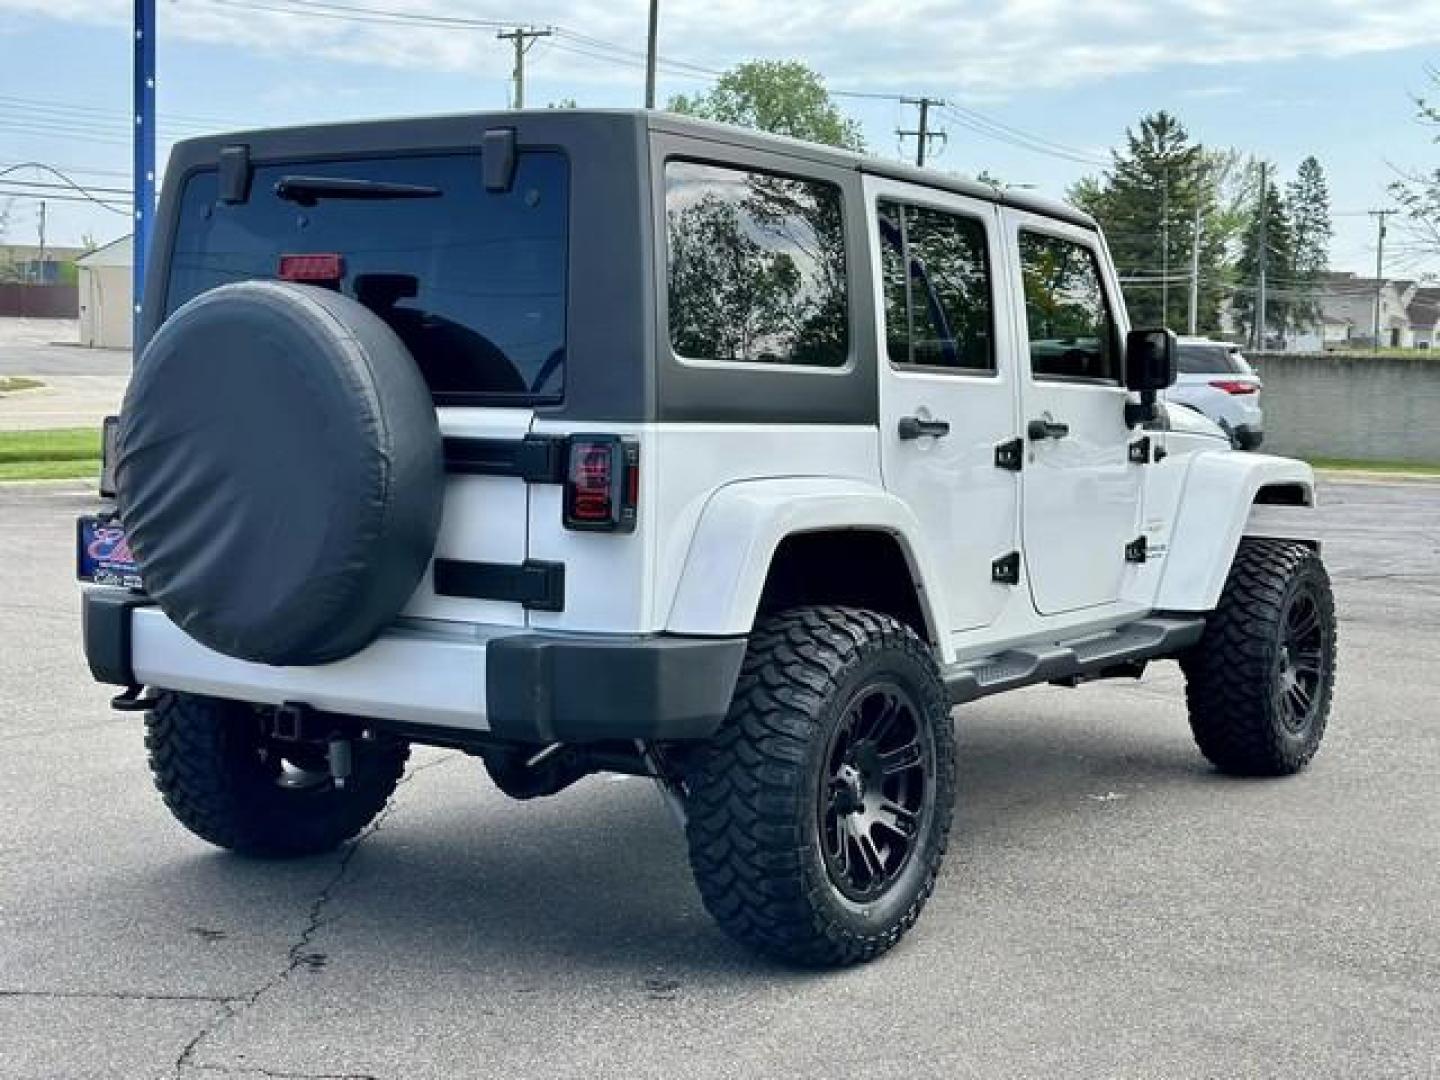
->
xmin=820 ymin=682 xmax=933 ymax=902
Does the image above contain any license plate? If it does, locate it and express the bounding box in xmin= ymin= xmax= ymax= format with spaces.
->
xmin=77 ymin=516 xmax=142 ymax=588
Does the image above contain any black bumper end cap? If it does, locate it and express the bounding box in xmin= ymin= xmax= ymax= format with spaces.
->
xmin=486 ymin=633 xmax=748 ymax=745
xmin=82 ymin=588 xmax=154 ymax=687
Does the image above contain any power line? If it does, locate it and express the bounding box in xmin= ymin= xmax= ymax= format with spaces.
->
xmin=0 ymin=163 xmax=132 ymax=215
xmin=0 ymin=188 xmax=128 ymax=210
xmin=0 ymin=177 xmax=132 ymax=196
xmin=937 ymin=103 xmax=1109 ymax=167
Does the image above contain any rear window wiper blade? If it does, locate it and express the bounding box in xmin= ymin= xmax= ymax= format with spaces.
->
xmin=274 ymin=176 xmax=442 ymax=206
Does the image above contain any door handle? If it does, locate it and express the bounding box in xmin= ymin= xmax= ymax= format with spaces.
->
xmin=1027 ymin=418 xmax=1070 ymax=441
xmin=898 ymin=416 xmax=951 ymax=440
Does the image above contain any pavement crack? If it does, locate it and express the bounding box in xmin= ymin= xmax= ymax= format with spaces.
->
xmin=0 ymin=989 xmax=244 ymax=1004
xmin=170 ymin=753 xmax=459 ymax=1080
xmin=183 ymin=1063 xmax=380 ymax=1079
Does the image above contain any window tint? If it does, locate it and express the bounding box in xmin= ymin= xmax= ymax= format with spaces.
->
xmin=166 ymin=151 xmax=568 ymax=404
xmin=878 ymin=200 xmax=994 ymax=372
xmin=1177 ymin=343 xmax=1244 ymax=374
xmin=1018 ymin=232 xmax=1119 ymax=383
xmin=666 ymin=161 xmax=848 ymax=367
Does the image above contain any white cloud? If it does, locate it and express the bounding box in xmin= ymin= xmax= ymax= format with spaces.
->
xmin=5 ymin=0 xmax=1440 ymax=94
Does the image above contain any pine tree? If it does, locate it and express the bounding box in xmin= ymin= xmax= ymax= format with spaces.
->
xmin=1286 ymin=156 xmax=1332 ymax=332
xmin=1069 ymin=112 xmax=1229 ymax=332
xmin=1232 ymin=165 xmax=1296 ymax=347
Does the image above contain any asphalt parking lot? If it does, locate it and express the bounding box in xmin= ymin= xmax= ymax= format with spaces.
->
xmin=1 ymin=477 xmax=1436 ymax=1080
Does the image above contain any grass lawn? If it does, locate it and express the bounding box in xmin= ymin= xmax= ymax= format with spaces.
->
xmin=0 ymin=376 xmax=44 ymax=394
xmin=0 ymin=427 xmax=101 ymax=481
xmin=1308 ymin=456 xmax=1440 ymax=477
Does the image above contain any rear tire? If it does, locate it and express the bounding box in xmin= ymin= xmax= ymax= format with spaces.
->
xmin=145 ymin=692 xmax=409 ymax=857
xmin=685 ymin=607 xmax=956 ymax=966
xmin=1181 ymin=539 xmax=1337 ymax=776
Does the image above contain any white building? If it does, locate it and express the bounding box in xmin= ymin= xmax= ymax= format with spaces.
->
xmin=1406 ymin=287 xmax=1440 ymax=349
xmin=76 ymin=235 xmax=133 ymax=349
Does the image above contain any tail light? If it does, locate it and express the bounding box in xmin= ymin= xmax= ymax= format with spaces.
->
xmin=563 ymin=436 xmax=638 ymax=533
xmin=1210 ymin=379 xmax=1260 ymax=395
xmin=278 ymin=253 xmax=345 ymax=283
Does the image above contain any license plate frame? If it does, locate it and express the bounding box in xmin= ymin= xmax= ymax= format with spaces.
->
xmin=76 ymin=516 xmax=143 ymax=589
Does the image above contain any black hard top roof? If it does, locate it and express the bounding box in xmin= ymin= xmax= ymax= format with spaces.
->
xmin=645 ymin=111 xmax=1096 ymax=230
xmin=169 ymin=108 xmax=1096 ymax=231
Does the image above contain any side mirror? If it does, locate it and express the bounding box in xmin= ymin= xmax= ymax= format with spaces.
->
xmin=1125 ymin=328 xmax=1177 ymax=393
xmin=1123 ymin=328 xmax=1177 ymax=427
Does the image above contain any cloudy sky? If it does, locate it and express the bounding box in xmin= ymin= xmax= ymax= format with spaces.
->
xmin=2 ymin=0 xmax=1439 ymax=280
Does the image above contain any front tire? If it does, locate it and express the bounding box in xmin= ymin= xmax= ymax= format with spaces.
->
xmin=685 ymin=607 xmax=956 ymax=966
xmin=1181 ymin=539 xmax=1337 ymax=776
xmin=145 ymin=692 xmax=409 ymax=857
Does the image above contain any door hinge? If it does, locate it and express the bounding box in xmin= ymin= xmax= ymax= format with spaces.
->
xmin=1128 ymin=436 xmax=1152 ymax=465
xmin=994 ymin=437 xmax=1024 ymax=472
xmin=1125 ymin=536 xmax=1149 ymax=564
xmin=991 ymin=551 xmax=1021 ymax=585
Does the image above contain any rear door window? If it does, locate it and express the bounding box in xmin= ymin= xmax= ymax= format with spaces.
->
xmin=165 ymin=151 xmax=569 ymax=405
xmin=665 ymin=160 xmax=849 ymax=367
xmin=878 ymin=200 xmax=995 ymax=373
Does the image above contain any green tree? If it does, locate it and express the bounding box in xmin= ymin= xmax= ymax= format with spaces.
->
xmin=1069 ymin=112 xmax=1230 ymax=332
xmin=1232 ymin=165 xmax=1296 ymax=345
xmin=668 ymin=61 xmax=864 ymax=151
xmin=1286 ymin=156 xmax=1333 ymax=330
xmin=1390 ymin=67 xmax=1440 ymax=256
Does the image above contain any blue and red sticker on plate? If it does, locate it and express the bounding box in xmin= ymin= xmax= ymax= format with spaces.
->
xmin=77 ymin=516 xmax=142 ymax=589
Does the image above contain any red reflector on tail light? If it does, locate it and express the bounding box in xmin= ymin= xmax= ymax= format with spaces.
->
xmin=278 ymin=253 xmax=345 ymax=282
xmin=1209 ymin=379 xmax=1259 ymax=395
xmin=563 ymin=436 xmax=638 ymax=533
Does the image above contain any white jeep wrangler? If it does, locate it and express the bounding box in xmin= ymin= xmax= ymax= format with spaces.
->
xmin=80 ymin=111 xmax=1336 ymax=966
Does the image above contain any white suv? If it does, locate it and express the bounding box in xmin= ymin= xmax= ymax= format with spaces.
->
xmin=79 ymin=111 xmax=1335 ymax=966
xmin=1168 ymin=336 xmax=1264 ymax=449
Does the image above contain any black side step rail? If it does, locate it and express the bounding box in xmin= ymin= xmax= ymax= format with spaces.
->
xmin=943 ymin=616 xmax=1206 ymax=706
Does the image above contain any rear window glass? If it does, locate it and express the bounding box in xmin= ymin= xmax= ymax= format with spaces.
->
xmin=165 ymin=151 xmax=568 ymax=404
xmin=1177 ymin=344 xmax=1245 ymax=374
xmin=665 ymin=160 xmax=849 ymax=367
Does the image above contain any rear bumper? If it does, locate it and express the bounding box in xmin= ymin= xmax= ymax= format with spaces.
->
xmin=82 ymin=588 xmax=746 ymax=744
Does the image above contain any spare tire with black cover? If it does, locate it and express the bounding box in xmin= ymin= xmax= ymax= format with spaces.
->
xmin=116 ymin=281 xmax=443 ymax=667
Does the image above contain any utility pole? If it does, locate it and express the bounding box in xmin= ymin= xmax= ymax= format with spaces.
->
xmin=1188 ymin=200 xmax=1202 ymax=336
xmin=133 ymin=0 xmax=157 ymax=345
xmin=496 ymin=26 xmax=553 ymax=110
xmin=644 ymin=0 xmax=660 ymax=109
xmin=1369 ymin=209 xmax=1396 ymax=347
xmin=1255 ymin=162 xmax=1269 ymax=351
xmin=897 ymin=97 xmax=947 ymax=168
xmin=36 ymin=200 xmax=46 ymax=283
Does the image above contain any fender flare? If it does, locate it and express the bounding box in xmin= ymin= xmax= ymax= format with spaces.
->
xmin=1155 ymin=451 xmax=1317 ymax=612
xmin=664 ymin=477 xmax=946 ymax=638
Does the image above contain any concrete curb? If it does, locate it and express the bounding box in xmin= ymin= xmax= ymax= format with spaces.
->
xmin=1315 ymin=469 xmax=1440 ymax=485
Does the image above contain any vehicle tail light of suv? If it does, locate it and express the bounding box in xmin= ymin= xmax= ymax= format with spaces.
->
xmin=563 ymin=436 xmax=639 ymax=533
xmin=1209 ymin=379 xmax=1260 ymax=395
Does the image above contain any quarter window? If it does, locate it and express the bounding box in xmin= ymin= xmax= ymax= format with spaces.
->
xmin=879 ymin=200 xmax=995 ymax=373
xmin=1018 ymin=232 xmax=1119 ymax=383
xmin=666 ymin=160 xmax=849 ymax=367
